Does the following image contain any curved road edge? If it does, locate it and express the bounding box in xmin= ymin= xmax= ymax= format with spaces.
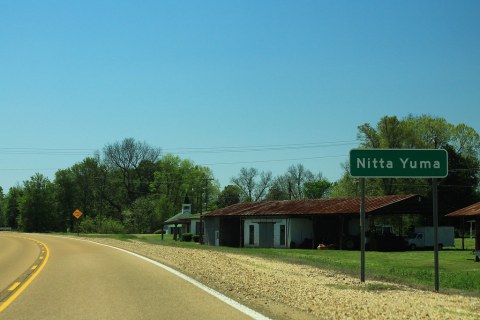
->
xmin=0 ymin=236 xmax=50 ymax=313
xmin=37 ymin=235 xmax=271 ymax=320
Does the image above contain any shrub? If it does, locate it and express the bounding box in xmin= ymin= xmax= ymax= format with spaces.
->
xmin=192 ymin=234 xmax=200 ymax=243
xmin=181 ymin=233 xmax=193 ymax=242
xmin=78 ymin=216 xmax=125 ymax=234
xmin=97 ymin=217 xmax=125 ymax=234
xmin=78 ymin=216 xmax=96 ymax=233
xmin=154 ymin=229 xmax=165 ymax=234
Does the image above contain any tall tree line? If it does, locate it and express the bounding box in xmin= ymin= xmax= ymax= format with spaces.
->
xmin=227 ymin=115 xmax=479 ymax=213
xmin=1 ymin=115 xmax=479 ymax=232
xmin=1 ymin=138 xmax=219 ymax=233
xmin=330 ymin=115 xmax=480 ymax=212
xmin=226 ymin=163 xmax=332 ymax=204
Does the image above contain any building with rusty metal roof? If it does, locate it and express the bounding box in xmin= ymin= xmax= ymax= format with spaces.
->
xmin=202 ymin=194 xmax=431 ymax=249
xmin=446 ymin=202 xmax=480 ymax=218
xmin=446 ymin=202 xmax=480 ymax=261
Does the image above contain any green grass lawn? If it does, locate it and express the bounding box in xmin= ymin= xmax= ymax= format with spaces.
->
xmin=454 ymin=237 xmax=476 ymax=250
xmin=79 ymin=233 xmax=480 ymax=295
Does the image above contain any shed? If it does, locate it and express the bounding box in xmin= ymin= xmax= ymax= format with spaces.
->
xmin=203 ymin=194 xmax=430 ymax=249
xmin=446 ymin=202 xmax=480 ymax=261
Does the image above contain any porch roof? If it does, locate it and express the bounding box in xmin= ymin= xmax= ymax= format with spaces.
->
xmin=163 ymin=212 xmax=194 ymax=224
xmin=446 ymin=202 xmax=480 ymax=217
xmin=204 ymin=194 xmax=427 ymax=217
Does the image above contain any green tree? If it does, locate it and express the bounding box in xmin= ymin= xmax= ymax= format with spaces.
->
xmin=70 ymin=157 xmax=108 ymax=218
xmin=18 ymin=173 xmax=57 ymax=232
xmin=217 ymin=185 xmax=242 ymax=208
xmin=329 ymin=176 xmax=358 ymax=198
xmin=4 ymin=186 xmax=23 ymax=229
xmin=286 ymin=164 xmax=316 ymax=199
xmin=357 ymin=116 xmax=412 ymax=195
xmin=123 ymin=196 xmax=161 ymax=233
xmin=55 ymin=157 xmax=113 ymax=227
xmin=304 ymin=178 xmax=332 ymax=199
xmin=151 ymin=154 xmax=218 ymax=219
xmin=438 ymin=144 xmax=480 ymax=213
xmin=54 ymin=168 xmax=77 ymax=232
xmin=0 ymin=187 xmax=5 ymax=226
xmin=451 ymin=123 xmax=480 ymax=159
xmin=136 ymin=159 xmax=157 ymax=196
xmin=358 ymin=115 xmax=409 ymax=149
xmin=265 ymin=164 xmax=328 ymax=200
xmin=329 ymin=162 xmax=383 ymax=198
xmin=103 ymin=138 xmax=161 ymax=205
xmin=403 ymin=114 xmax=454 ymax=149
xmin=266 ymin=176 xmax=290 ymax=200
xmin=353 ymin=114 xmax=480 ymax=200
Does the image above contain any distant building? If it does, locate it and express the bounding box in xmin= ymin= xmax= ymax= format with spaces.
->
xmin=163 ymin=195 xmax=201 ymax=237
xmin=446 ymin=202 xmax=480 ymax=261
xmin=202 ymin=195 xmax=430 ymax=249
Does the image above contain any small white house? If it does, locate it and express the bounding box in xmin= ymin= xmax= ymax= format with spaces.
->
xmin=163 ymin=197 xmax=199 ymax=236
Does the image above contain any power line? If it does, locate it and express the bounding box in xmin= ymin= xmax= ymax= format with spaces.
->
xmin=163 ymin=141 xmax=359 ymax=154
xmin=1 ymin=159 xmax=479 ymax=173
xmin=1 ymin=140 xmax=478 ymax=174
xmin=199 ymin=155 xmax=348 ymax=166
xmin=0 ymin=140 xmax=358 ymax=156
xmin=0 ymin=168 xmax=59 ymax=171
xmin=0 ymin=155 xmax=347 ymax=172
xmin=0 ymin=147 xmax=95 ymax=156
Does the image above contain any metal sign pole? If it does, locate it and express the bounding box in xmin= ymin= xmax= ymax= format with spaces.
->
xmin=360 ymin=178 xmax=366 ymax=283
xmin=432 ymin=178 xmax=439 ymax=292
xmin=350 ymin=149 xmax=448 ymax=291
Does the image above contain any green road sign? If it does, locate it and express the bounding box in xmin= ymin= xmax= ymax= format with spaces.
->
xmin=350 ymin=149 xmax=448 ymax=178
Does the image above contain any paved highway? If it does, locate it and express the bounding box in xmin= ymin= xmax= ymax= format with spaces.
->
xmin=0 ymin=233 xmax=262 ymax=320
xmin=0 ymin=234 xmax=40 ymax=292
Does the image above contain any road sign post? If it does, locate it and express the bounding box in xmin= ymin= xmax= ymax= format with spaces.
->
xmin=360 ymin=178 xmax=366 ymax=283
xmin=432 ymin=178 xmax=439 ymax=292
xmin=72 ymin=209 xmax=83 ymax=236
xmin=350 ymin=149 xmax=448 ymax=291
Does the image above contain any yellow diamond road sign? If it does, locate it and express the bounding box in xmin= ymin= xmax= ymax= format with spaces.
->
xmin=73 ymin=209 xmax=83 ymax=219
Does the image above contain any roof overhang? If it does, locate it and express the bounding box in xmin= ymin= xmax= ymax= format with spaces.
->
xmin=203 ymin=195 xmax=429 ymax=218
xmin=446 ymin=202 xmax=480 ymax=217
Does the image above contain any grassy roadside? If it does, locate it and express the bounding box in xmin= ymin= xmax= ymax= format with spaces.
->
xmin=76 ymin=233 xmax=480 ymax=295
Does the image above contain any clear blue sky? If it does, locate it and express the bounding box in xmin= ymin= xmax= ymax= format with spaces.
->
xmin=1 ymin=1 xmax=479 ymax=192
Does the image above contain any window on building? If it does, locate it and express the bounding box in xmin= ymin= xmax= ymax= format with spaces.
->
xmin=249 ymin=225 xmax=255 ymax=245
xmin=280 ymin=224 xmax=286 ymax=246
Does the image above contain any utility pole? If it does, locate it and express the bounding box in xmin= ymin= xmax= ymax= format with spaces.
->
xmin=200 ymin=178 xmax=214 ymax=211
xmin=200 ymin=177 xmax=214 ymax=244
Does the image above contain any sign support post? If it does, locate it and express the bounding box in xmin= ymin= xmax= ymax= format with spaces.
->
xmin=432 ymin=178 xmax=439 ymax=292
xmin=360 ymin=178 xmax=366 ymax=283
xmin=72 ymin=209 xmax=83 ymax=236
xmin=350 ymin=149 xmax=448 ymax=290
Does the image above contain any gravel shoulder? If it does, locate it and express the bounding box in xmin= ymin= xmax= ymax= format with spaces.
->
xmin=81 ymin=237 xmax=480 ymax=320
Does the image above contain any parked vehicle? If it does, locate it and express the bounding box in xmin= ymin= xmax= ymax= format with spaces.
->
xmin=361 ymin=225 xmax=407 ymax=251
xmin=406 ymin=226 xmax=454 ymax=250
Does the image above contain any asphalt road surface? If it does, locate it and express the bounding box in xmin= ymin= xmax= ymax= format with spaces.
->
xmin=0 ymin=234 xmax=40 ymax=293
xmin=0 ymin=233 xmax=261 ymax=320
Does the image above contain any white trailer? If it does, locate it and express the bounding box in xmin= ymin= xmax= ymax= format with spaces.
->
xmin=406 ymin=226 xmax=454 ymax=250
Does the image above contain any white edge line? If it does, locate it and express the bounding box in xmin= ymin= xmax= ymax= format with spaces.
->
xmin=42 ymin=235 xmax=271 ymax=320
